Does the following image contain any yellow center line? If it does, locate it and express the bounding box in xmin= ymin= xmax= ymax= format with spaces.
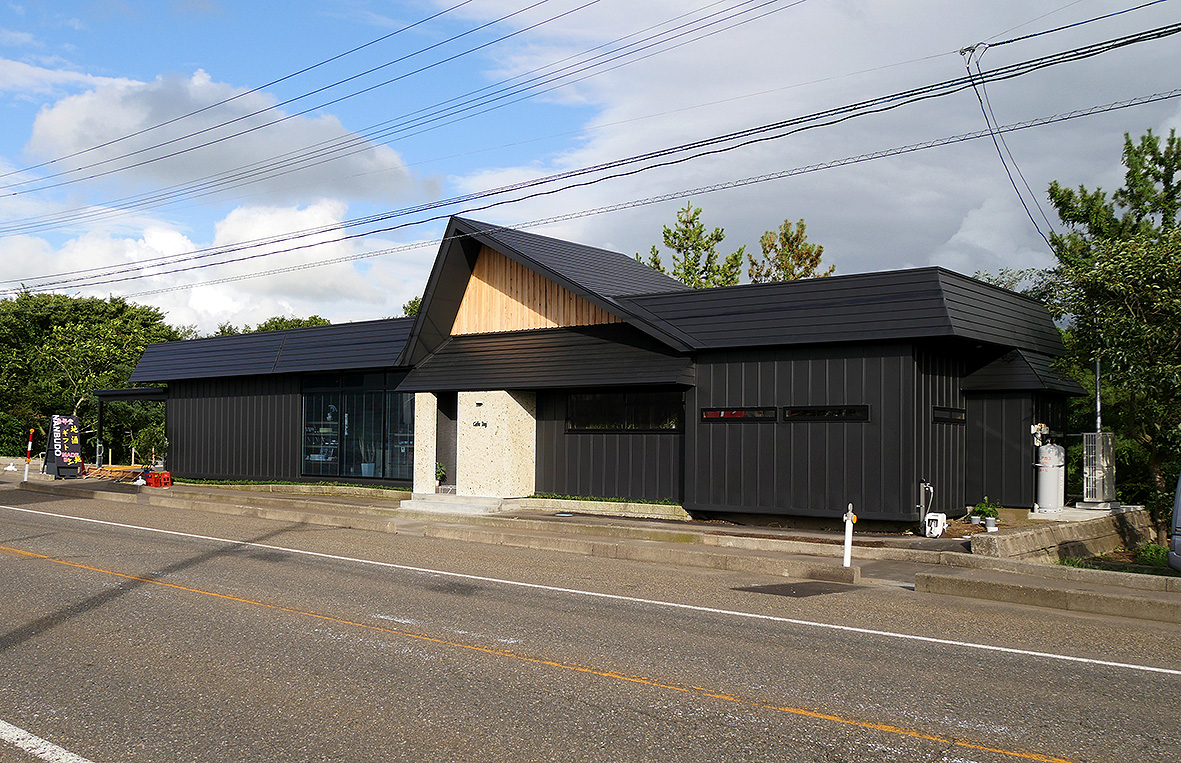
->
xmin=4 ymin=544 xmax=1077 ymax=763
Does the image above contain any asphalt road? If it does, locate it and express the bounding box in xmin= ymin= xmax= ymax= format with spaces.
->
xmin=1 ymin=484 xmax=1178 ymax=763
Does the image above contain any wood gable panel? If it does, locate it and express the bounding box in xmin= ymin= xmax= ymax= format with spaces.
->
xmin=451 ymin=246 xmax=622 ymax=335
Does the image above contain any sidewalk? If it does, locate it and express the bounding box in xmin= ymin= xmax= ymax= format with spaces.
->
xmin=7 ymin=475 xmax=1179 ymax=624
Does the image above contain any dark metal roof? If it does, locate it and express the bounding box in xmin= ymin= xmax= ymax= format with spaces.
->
xmin=457 ymin=218 xmax=689 ymax=298
xmin=619 ymin=267 xmax=1066 ymax=356
xmin=961 ymin=350 xmax=1086 ymax=394
xmin=398 ymin=324 xmax=694 ymax=392
xmin=130 ymin=318 xmax=413 ymax=382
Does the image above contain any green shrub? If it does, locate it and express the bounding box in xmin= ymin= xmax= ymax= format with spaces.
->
xmin=1134 ymin=543 xmax=1169 ymax=568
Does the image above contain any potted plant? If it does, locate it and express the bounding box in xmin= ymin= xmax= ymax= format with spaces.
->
xmin=972 ymin=496 xmax=1001 ymax=530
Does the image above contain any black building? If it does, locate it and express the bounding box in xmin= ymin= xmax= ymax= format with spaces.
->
xmin=130 ymin=216 xmax=1082 ymax=521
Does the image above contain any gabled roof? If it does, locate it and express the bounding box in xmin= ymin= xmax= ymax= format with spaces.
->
xmin=618 ymin=267 xmax=1066 ymax=356
xmin=961 ymin=349 xmax=1086 ymax=394
xmin=399 ymin=216 xmax=689 ymax=365
xmin=399 ymin=324 xmax=694 ymax=392
xmin=130 ymin=318 xmax=413 ymax=382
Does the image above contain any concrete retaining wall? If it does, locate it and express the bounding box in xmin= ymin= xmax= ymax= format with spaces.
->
xmin=970 ymin=509 xmax=1154 ymax=561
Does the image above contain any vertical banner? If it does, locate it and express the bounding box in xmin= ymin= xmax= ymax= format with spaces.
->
xmin=47 ymin=414 xmax=83 ymax=478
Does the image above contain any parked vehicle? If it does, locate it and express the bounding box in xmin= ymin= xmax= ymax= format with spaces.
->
xmin=1169 ymin=471 xmax=1181 ymax=573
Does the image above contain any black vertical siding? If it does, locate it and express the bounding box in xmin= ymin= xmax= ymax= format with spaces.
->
xmin=914 ymin=344 xmax=968 ymax=515
xmin=965 ymin=392 xmax=1071 ymax=509
xmin=535 ymin=391 xmax=683 ymax=502
xmin=166 ymin=375 xmax=301 ymax=480
xmin=685 ymin=343 xmax=916 ymax=521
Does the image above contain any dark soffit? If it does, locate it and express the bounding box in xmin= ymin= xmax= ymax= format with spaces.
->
xmin=961 ymin=349 xmax=1086 ymax=394
xmin=398 ymin=323 xmax=694 ymax=392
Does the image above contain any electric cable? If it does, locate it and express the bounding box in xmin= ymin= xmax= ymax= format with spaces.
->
xmin=0 ymin=0 xmax=795 ymax=237
xmin=4 ymin=85 xmax=1178 ymax=317
xmin=5 ymin=21 xmax=1179 ymax=293
xmin=0 ymin=0 xmax=483 ymax=184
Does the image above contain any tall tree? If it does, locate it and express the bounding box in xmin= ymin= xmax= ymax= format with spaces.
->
xmin=1057 ymin=230 xmax=1181 ymax=540
xmin=1047 ymin=128 xmax=1181 ymax=540
xmin=747 ymin=218 xmax=833 ymax=283
xmin=0 ymin=293 xmax=179 ymax=460
xmin=640 ymin=203 xmax=743 ymax=288
xmin=401 ymin=296 xmax=421 ymax=318
xmin=1048 ymin=128 xmax=1179 ymax=274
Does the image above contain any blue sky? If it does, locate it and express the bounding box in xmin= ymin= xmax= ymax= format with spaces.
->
xmin=1 ymin=0 xmax=1179 ymax=332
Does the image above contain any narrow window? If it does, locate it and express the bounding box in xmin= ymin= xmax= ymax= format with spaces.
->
xmin=567 ymin=391 xmax=683 ymax=432
xmin=781 ymin=405 xmax=870 ymax=422
xmin=701 ymin=407 xmax=777 ymax=421
xmin=933 ymin=406 xmax=966 ymax=424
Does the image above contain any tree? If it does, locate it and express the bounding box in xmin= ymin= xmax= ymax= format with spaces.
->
xmin=1057 ymin=229 xmax=1181 ymax=540
xmin=401 ymin=296 xmax=421 ymax=318
xmin=208 ymin=314 xmax=330 ymax=336
xmin=0 ymin=293 xmax=179 ymax=461
xmin=251 ymin=314 xmax=330 ymax=332
xmin=747 ymin=218 xmax=833 ymax=283
xmin=1048 ymin=129 xmax=1179 ymax=275
xmin=639 ymin=203 xmax=743 ymax=288
xmin=1046 ymin=128 xmax=1181 ymax=540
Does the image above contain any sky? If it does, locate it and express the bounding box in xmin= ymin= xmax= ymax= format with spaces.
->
xmin=1 ymin=0 xmax=1179 ymax=333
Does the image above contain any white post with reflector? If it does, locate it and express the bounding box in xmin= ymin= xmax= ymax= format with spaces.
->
xmin=842 ymin=503 xmax=856 ymax=567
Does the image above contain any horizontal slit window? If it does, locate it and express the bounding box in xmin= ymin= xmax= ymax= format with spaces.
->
xmin=701 ymin=407 xmax=777 ymax=421
xmin=782 ymin=405 xmax=870 ymax=422
xmin=933 ymin=406 xmax=966 ymax=424
xmin=567 ymin=391 xmax=683 ymax=432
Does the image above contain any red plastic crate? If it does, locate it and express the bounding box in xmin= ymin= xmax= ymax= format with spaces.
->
xmin=145 ymin=471 xmax=171 ymax=488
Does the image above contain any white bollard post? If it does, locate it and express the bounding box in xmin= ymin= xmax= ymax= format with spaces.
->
xmin=22 ymin=428 xmax=33 ymax=482
xmin=842 ymin=502 xmax=857 ymax=568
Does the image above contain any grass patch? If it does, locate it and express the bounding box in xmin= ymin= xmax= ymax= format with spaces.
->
xmin=174 ymin=477 xmax=408 ymax=492
xmin=529 ymin=492 xmax=680 ymax=506
xmin=1057 ymin=543 xmax=1180 ymax=577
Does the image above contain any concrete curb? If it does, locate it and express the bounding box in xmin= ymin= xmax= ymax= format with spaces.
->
xmin=915 ymin=571 xmax=1181 ymax=624
xmin=16 ymin=480 xmax=857 ymax=584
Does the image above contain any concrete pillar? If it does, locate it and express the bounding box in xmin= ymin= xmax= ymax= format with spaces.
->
xmin=412 ymin=392 xmax=437 ymax=494
xmin=456 ymin=390 xmax=536 ymax=498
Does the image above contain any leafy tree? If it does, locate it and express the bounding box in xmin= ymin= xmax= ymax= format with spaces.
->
xmin=251 ymin=314 xmax=330 ymax=332
xmin=208 ymin=314 xmax=330 ymax=336
xmin=1046 ymin=128 xmax=1181 ymax=539
xmin=1047 ymin=128 xmax=1179 ymax=277
xmin=0 ymin=293 xmax=179 ymax=460
xmin=401 ymin=296 xmax=421 ymax=318
xmin=1057 ymin=229 xmax=1181 ymax=540
xmin=747 ymin=218 xmax=833 ymax=283
xmin=639 ymin=203 xmax=743 ymax=288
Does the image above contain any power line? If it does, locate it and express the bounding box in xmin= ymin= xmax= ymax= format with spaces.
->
xmin=0 ymin=0 xmax=595 ymax=197
xmin=0 ymin=0 xmax=483 ymax=185
xmin=6 ymin=21 xmax=1180 ymax=294
xmin=113 ymin=87 xmax=1181 ymax=301
xmin=0 ymin=0 xmax=795 ymax=236
xmin=5 ymin=86 xmax=1179 ymax=317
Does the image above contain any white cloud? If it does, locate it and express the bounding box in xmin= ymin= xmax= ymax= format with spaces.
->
xmin=25 ymin=69 xmax=419 ymax=206
xmin=0 ymin=57 xmax=126 ymax=94
xmin=435 ymin=0 xmax=1181 ymax=279
xmin=0 ymin=200 xmax=434 ymax=333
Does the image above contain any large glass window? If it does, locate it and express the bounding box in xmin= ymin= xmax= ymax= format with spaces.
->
xmin=303 ymin=392 xmax=341 ymax=476
xmin=385 ymin=391 xmax=414 ymax=480
xmin=301 ymin=376 xmax=414 ymax=480
xmin=566 ymin=391 xmax=683 ymax=432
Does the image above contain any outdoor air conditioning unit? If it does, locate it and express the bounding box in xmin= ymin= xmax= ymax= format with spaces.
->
xmin=1083 ymin=432 xmax=1116 ymax=503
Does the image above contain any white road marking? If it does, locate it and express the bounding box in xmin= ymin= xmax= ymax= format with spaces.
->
xmin=3 ymin=503 xmax=1180 ymax=677
xmin=0 ymin=719 xmax=96 ymax=763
